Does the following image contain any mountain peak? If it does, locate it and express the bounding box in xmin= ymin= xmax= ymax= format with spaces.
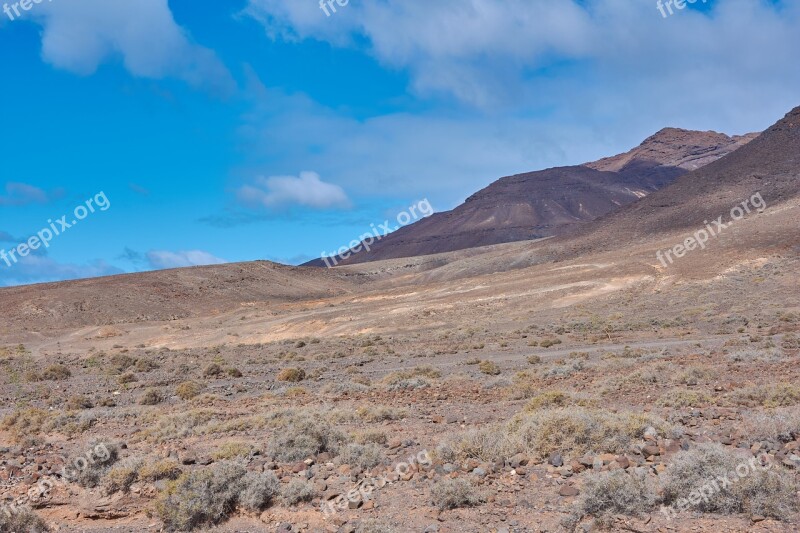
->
xmin=588 ymin=127 xmax=759 ymax=173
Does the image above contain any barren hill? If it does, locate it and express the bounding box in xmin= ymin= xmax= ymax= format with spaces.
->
xmin=309 ymin=128 xmax=758 ymax=266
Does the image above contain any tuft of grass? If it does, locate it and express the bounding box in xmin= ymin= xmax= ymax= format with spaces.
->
xmin=729 ymin=383 xmax=800 ymax=408
xmin=105 ymin=458 xmax=144 ymax=494
xmin=267 ymin=414 xmax=347 ymax=462
xmin=239 ymin=471 xmax=280 ymax=512
xmin=527 ymin=355 xmax=542 ymax=365
xmin=338 ymin=443 xmax=384 ymax=469
xmin=139 ymin=459 xmax=182 ymax=482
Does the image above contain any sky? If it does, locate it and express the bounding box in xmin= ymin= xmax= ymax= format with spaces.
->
xmin=0 ymin=0 xmax=798 ymax=286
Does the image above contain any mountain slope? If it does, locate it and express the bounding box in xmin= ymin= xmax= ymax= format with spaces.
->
xmin=308 ymin=128 xmax=757 ymax=266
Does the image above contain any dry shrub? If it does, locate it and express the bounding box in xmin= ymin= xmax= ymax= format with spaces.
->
xmin=240 ymin=471 xmax=280 ymax=512
xmin=513 ymin=408 xmax=673 ymax=460
xmin=155 ymin=462 xmax=246 ymax=531
xmin=657 ymin=389 xmax=713 ymax=408
xmin=740 ymin=408 xmax=800 ymax=442
xmin=139 ymin=459 xmax=182 ymax=482
xmin=105 ymin=457 xmax=143 ymax=494
xmin=1 ymin=408 xmax=50 ymax=444
xmin=211 ymin=441 xmax=254 ymax=461
xmin=0 ymin=507 xmax=50 ymax=532
xmin=41 ymin=364 xmax=71 ymax=381
xmin=356 ymin=405 xmax=407 ymax=422
xmin=338 ymin=443 xmax=384 ymax=469
xmin=176 ymin=381 xmax=203 ymax=400
xmin=276 ymin=368 xmax=306 ymax=382
xmin=267 ymin=414 xmax=347 ymax=462
xmin=662 ymin=443 xmax=798 ymax=519
xmin=281 ymin=478 xmax=315 ymax=505
xmin=139 ymin=389 xmax=163 ymax=406
xmin=431 ymin=478 xmax=483 ymax=510
xmin=729 ymin=383 xmax=800 ymax=408
xmin=478 ymin=360 xmax=500 ymax=375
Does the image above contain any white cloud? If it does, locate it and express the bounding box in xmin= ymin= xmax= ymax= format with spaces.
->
xmin=236 ymin=171 xmax=351 ymax=210
xmin=146 ymin=250 xmax=227 ymax=270
xmin=244 ymin=0 xmax=800 ymax=120
xmin=30 ymin=0 xmax=234 ymax=94
xmin=236 ymin=0 xmax=800 ymax=208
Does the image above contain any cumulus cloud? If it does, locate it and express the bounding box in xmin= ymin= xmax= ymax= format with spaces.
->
xmin=146 ymin=250 xmax=227 ymax=270
xmin=30 ymin=0 xmax=234 ymax=94
xmin=244 ymin=0 xmax=800 ymax=119
xmin=236 ymin=171 xmax=351 ymax=210
xmin=236 ymin=1 xmax=800 ymax=206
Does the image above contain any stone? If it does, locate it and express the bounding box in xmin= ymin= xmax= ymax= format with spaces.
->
xmin=643 ymin=445 xmax=661 ymax=457
xmin=549 ymin=453 xmax=563 ymax=467
xmin=559 ymin=485 xmax=579 ymax=497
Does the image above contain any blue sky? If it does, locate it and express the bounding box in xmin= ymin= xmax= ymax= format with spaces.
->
xmin=0 ymin=0 xmax=798 ymax=286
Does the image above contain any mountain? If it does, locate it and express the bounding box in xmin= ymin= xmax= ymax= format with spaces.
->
xmin=547 ymin=106 xmax=800 ymax=259
xmin=306 ymin=128 xmax=758 ymax=266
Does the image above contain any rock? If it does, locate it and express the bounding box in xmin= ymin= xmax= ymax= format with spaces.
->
xmin=424 ymin=526 xmax=440 ymax=533
xmin=643 ymin=427 xmax=658 ymax=440
xmin=472 ymin=467 xmax=486 ymax=477
xmin=509 ymin=453 xmax=529 ymax=468
xmin=751 ymin=515 xmax=766 ymax=523
xmin=276 ymin=523 xmax=293 ymax=533
xmin=643 ymin=445 xmax=661 ymax=457
xmin=559 ymin=485 xmax=579 ymax=497
xmin=549 ymin=453 xmax=563 ymax=467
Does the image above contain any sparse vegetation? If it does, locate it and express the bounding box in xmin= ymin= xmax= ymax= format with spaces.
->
xmin=176 ymin=381 xmax=203 ymax=400
xmin=276 ymin=367 xmax=306 ymax=382
xmin=478 ymin=360 xmax=500 ymax=375
xmin=281 ymin=478 xmax=315 ymax=505
xmin=431 ymin=478 xmax=483 ymax=510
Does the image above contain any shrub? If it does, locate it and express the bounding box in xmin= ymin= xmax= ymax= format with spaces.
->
xmin=338 ymin=443 xmax=384 ymax=469
xmin=203 ymin=363 xmax=224 ymax=378
xmin=1 ymin=408 xmax=50 ymax=444
xmin=527 ymin=355 xmax=542 ymax=365
xmin=105 ymin=458 xmax=143 ymax=494
xmin=657 ymin=390 xmax=713 ymax=408
xmin=662 ymin=443 xmax=798 ymax=519
xmin=211 ymin=442 xmax=254 ymax=461
xmin=267 ymin=415 xmax=347 ymax=462
xmin=139 ymin=389 xmax=164 ymax=406
xmin=176 ymin=381 xmax=202 ymax=400
xmin=740 ymin=408 xmax=800 ymax=442
xmin=355 ymin=519 xmax=397 ymax=533
xmin=226 ymin=367 xmax=243 ymax=378
xmin=431 ymin=478 xmax=483 ymax=510
xmin=239 ymin=471 xmax=280 ymax=512
xmin=139 ymin=459 xmax=182 ymax=482
xmin=276 ymin=368 xmax=306 ymax=382
xmin=478 ymin=361 xmax=500 ymax=375
xmin=0 ymin=507 xmax=50 ymax=532
xmin=135 ymin=358 xmax=159 ymax=372
xmin=155 ymin=462 xmax=247 ymax=531
xmin=440 ymin=425 xmax=519 ymax=463
xmin=540 ymin=338 xmax=562 ymax=348
xmin=41 ymin=364 xmax=71 ymax=381
xmin=356 ymin=405 xmax=406 ymax=423
xmin=73 ymin=441 xmax=120 ymax=488
xmin=66 ymin=395 xmax=94 ymax=410
xmin=118 ymin=372 xmax=137 ymax=385
xmin=578 ymin=470 xmax=656 ymax=517
xmin=513 ymin=408 xmax=672 ymax=460
xmin=524 ymin=391 xmax=571 ymax=411
xmin=386 ymin=377 xmax=429 ymax=390
xmin=729 ymin=383 xmax=800 ymax=408
xmin=281 ymin=479 xmax=315 ymax=505
xmin=108 ymin=354 xmax=136 ymax=374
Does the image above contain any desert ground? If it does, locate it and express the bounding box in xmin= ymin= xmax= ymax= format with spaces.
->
xmin=1 ymin=185 xmax=799 ymax=532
